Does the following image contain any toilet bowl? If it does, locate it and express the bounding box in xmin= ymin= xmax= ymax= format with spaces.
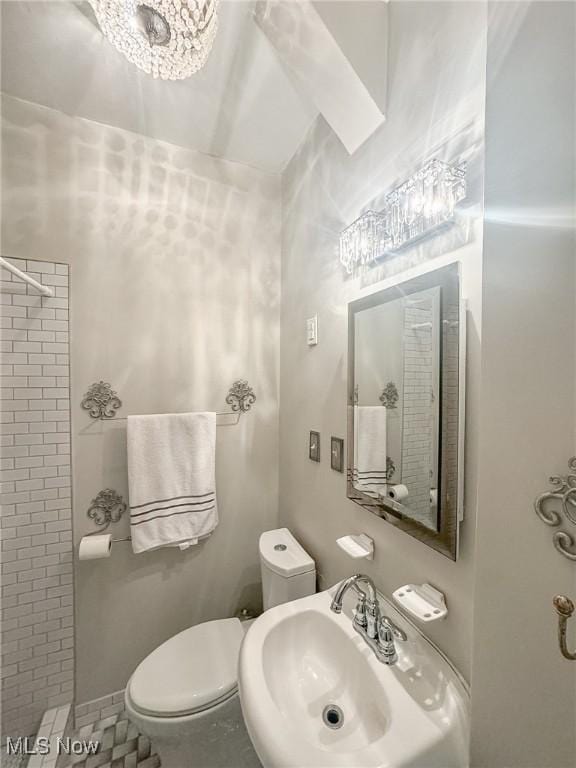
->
xmin=124 ymin=528 xmax=316 ymax=768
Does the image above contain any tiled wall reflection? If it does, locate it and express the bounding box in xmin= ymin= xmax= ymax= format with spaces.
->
xmin=401 ymin=301 xmax=434 ymax=525
xmin=0 ymin=257 xmax=73 ymax=739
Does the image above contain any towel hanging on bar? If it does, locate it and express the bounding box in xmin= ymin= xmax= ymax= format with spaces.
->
xmin=127 ymin=412 xmax=219 ymax=554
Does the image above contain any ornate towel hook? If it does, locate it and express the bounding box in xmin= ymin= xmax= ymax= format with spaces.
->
xmin=534 ymin=457 xmax=576 ymax=560
xmin=225 ymin=380 xmax=256 ymax=413
xmin=553 ymin=595 xmax=576 ymax=660
xmin=81 ymin=381 xmax=122 ymax=420
xmin=87 ymin=489 xmax=127 ymax=533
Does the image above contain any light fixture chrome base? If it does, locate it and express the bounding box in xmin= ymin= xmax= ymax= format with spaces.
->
xmin=134 ymin=4 xmax=171 ymax=46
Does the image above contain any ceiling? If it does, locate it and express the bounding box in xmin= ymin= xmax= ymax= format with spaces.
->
xmin=0 ymin=1 xmax=318 ymax=173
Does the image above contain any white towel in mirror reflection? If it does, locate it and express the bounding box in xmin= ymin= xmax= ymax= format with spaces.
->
xmin=353 ymin=406 xmax=388 ymax=497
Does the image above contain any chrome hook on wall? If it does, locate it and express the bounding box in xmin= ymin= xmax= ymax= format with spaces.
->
xmin=553 ymin=595 xmax=576 ymax=660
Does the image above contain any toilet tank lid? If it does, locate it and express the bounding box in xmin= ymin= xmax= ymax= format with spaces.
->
xmin=259 ymin=528 xmax=315 ymax=577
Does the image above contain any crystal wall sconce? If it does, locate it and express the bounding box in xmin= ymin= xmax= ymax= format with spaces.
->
xmin=383 ymin=159 xmax=466 ymax=253
xmin=339 ymin=210 xmax=387 ymax=275
xmin=339 ymin=158 xmax=466 ymax=274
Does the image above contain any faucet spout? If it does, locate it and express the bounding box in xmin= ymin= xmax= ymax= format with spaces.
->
xmin=330 ymin=573 xmax=377 ymax=613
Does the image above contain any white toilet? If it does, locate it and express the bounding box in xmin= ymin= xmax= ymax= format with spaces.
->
xmin=124 ymin=528 xmax=316 ymax=768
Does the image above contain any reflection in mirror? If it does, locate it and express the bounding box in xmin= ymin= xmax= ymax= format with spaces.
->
xmin=348 ymin=263 xmax=463 ymax=560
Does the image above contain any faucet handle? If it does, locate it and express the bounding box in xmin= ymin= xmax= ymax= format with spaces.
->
xmin=353 ymin=594 xmax=368 ymax=631
xmin=381 ymin=615 xmax=407 ymax=642
xmin=377 ymin=619 xmax=398 ymax=665
xmin=365 ymin=598 xmax=380 ymax=639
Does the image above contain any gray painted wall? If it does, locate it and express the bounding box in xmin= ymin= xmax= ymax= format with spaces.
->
xmin=1 ymin=94 xmax=281 ymax=703
xmin=470 ymin=3 xmax=576 ymax=766
xmin=278 ymin=0 xmax=486 ymax=681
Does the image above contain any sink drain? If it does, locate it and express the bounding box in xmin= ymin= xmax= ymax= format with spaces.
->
xmin=322 ymin=704 xmax=344 ymax=730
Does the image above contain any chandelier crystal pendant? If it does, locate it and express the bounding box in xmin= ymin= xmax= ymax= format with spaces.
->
xmin=89 ymin=0 xmax=219 ymax=80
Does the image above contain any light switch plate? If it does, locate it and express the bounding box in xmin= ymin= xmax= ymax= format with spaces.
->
xmin=306 ymin=315 xmax=318 ymax=346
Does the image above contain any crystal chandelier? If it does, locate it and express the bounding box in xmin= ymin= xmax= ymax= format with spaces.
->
xmin=89 ymin=0 xmax=219 ymax=80
xmin=339 ymin=159 xmax=466 ymax=274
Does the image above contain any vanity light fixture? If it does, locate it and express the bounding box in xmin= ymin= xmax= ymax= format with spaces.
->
xmin=383 ymin=158 xmax=466 ymax=252
xmin=339 ymin=159 xmax=466 ymax=274
xmin=339 ymin=210 xmax=387 ymax=275
xmin=89 ymin=0 xmax=219 ymax=80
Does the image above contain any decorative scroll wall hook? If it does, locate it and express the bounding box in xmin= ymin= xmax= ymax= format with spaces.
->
xmin=87 ymin=489 xmax=127 ymax=533
xmin=81 ymin=381 xmax=122 ymax=420
xmin=534 ymin=457 xmax=576 ymax=560
xmin=553 ymin=595 xmax=576 ymax=660
xmin=225 ymin=380 xmax=256 ymax=413
xmin=379 ymin=382 xmax=399 ymax=409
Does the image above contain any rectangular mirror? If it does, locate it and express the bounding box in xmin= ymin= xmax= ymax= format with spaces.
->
xmin=347 ymin=263 xmax=464 ymax=560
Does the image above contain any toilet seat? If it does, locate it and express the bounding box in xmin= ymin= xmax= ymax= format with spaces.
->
xmin=127 ymin=618 xmax=244 ymax=718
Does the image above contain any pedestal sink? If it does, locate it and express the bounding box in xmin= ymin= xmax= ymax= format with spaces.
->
xmin=239 ymin=586 xmax=469 ymax=768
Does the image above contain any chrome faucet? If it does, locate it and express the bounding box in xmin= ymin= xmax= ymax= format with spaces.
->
xmin=330 ymin=574 xmax=406 ymax=665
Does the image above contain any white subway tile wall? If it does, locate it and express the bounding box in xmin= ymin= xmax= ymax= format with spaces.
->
xmin=0 ymin=257 xmax=74 ymax=739
xmin=401 ymin=302 xmax=435 ymax=526
xmin=441 ymin=303 xmax=460 ymax=540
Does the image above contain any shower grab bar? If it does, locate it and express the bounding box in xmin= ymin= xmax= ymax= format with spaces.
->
xmin=553 ymin=595 xmax=576 ymax=660
xmin=0 ymin=256 xmax=55 ymax=297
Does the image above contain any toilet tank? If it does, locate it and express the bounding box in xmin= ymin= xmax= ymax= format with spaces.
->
xmin=259 ymin=528 xmax=316 ymax=610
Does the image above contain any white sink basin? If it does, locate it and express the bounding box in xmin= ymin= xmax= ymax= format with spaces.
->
xmin=239 ymin=587 xmax=469 ymax=768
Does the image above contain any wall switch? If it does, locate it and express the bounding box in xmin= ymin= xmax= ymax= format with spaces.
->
xmin=306 ymin=315 xmax=318 ymax=346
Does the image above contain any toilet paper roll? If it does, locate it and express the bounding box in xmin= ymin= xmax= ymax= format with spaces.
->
xmin=387 ymin=484 xmax=409 ymax=502
xmin=79 ymin=534 xmax=112 ymax=560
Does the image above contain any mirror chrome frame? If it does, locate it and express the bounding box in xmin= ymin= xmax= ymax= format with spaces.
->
xmin=347 ymin=262 xmax=465 ymax=560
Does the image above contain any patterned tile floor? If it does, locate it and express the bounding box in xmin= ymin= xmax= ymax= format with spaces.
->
xmin=63 ymin=711 xmax=160 ymax=768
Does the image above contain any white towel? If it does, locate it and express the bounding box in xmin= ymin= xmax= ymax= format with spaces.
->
xmin=353 ymin=406 xmax=388 ymax=497
xmin=127 ymin=412 xmax=218 ymax=554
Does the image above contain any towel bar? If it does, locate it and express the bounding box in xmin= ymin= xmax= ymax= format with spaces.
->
xmin=81 ymin=379 xmax=256 ymax=422
xmin=110 ymin=533 xmax=212 ymax=544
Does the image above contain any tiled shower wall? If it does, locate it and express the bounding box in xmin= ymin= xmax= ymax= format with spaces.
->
xmin=401 ymin=301 xmax=435 ymax=526
xmin=0 ymin=257 xmax=73 ymax=739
